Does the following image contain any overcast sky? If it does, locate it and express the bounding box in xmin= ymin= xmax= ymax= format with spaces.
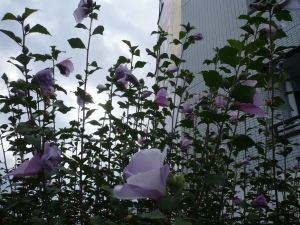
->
xmin=0 ymin=0 xmax=159 ymax=168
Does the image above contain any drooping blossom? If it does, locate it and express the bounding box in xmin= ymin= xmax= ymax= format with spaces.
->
xmin=242 ymin=157 xmax=250 ymax=165
xmin=140 ymin=91 xmax=152 ymax=100
xmin=279 ymin=0 xmax=300 ymax=10
xmin=155 ymin=88 xmax=170 ymax=107
xmin=118 ymin=78 xmax=129 ymax=88
xmin=182 ymin=139 xmax=192 ymax=150
xmin=39 ymin=143 xmax=62 ymax=171
xmin=253 ymin=195 xmax=267 ymax=208
xmin=125 ymin=73 xmax=139 ymax=86
xmin=31 ymin=69 xmax=55 ymax=94
xmin=291 ymin=160 xmax=299 ymax=170
xmin=234 ymin=197 xmax=242 ymax=205
xmin=96 ymin=84 xmax=107 ymax=92
xmin=4 ymin=151 xmax=42 ymax=177
xmin=73 ymin=0 xmax=93 ymax=23
xmin=77 ymin=91 xmax=91 ymax=107
xmin=190 ymin=32 xmax=203 ymax=41
xmin=263 ymin=23 xmax=285 ymax=38
xmin=179 ymin=101 xmax=192 ymax=114
xmin=115 ymin=65 xmax=130 ymax=80
xmin=138 ymin=129 xmax=148 ymax=145
xmin=57 ymin=58 xmax=74 ymax=77
xmin=114 ymin=148 xmax=169 ymax=200
xmin=167 ymin=65 xmax=179 ymax=74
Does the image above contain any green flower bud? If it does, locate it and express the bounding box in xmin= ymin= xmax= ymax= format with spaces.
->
xmin=16 ymin=15 xmax=23 ymax=22
xmin=222 ymin=78 xmax=230 ymax=89
xmin=24 ymin=24 xmax=30 ymax=33
xmin=75 ymin=74 xmax=82 ymax=80
xmin=22 ymin=46 xmax=29 ymax=55
xmin=15 ymin=36 xmax=22 ymax=44
xmin=167 ymin=172 xmax=185 ymax=193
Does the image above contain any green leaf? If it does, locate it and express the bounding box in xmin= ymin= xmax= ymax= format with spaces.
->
xmin=219 ymin=46 xmax=239 ymax=67
xmin=202 ymin=70 xmax=223 ymax=88
xmin=272 ymin=29 xmax=287 ymax=40
xmin=56 ymin=166 xmax=76 ymax=176
xmin=117 ymin=56 xmax=128 ymax=64
xmin=171 ymin=54 xmax=181 ymax=66
xmin=275 ymin=10 xmax=292 ymax=21
xmin=68 ymin=38 xmax=86 ymax=49
xmin=122 ymin=40 xmax=131 ymax=48
xmin=199 ymin=111 xmax=230 ymax=123
xmin=172 ymin=39 xmax=181 ymax=45
xmin=89 ymin=13 xmax=98 ymax=20
xmin=0 ymin=29 xmax=16 ymax=41
xmin=230 ymin=135 xmax=256 ymax=151
xmin=158 ymin=196 xmax=181 ymax=211
xmin=134 ymin=61 xmax=147 ymax=68
xmin=137 ymin=210 xmax=167 ymax=220
xmin=245 ymin=39 xmax=267 ymax=55
xmin=240 ymin=24 xmax=254 ymax=35
xmin=23 ymin=8 xmax=38 ymax=20
xmin=15 ymin=54 xmax=32 ymax=66
xmin=53 ymin=100 xmax=73 ymax=113
xmin=29 ymin=24 xmax=51 ymax=35
xmin=231 ymin=86 xmax=255 ymax=104
xmin=24 ymin=135 xmax=41 ymax=149
xmin=15 ymin=122 xmax=39 ymax=135
xmin=90 ymin=216 xmax=105 ymax=225
xmin=2 ymin=13 xmax=17 ymax=21
xmin=204 ymin=173 xmax=231 ymax=187
xmin=75 ymin=23 xmax=88 ymax=29
xmin=86 ymin=109 xmax=97 ymax=119
xmin=134 ymin=49 xmax=140 ymax=56
xmin=29 ymin=53 xmax=47 ymax=62
xmin=179 ymin=31 xmax=186 ymax=40
xmin=92 ymin=25 xmax=104 ymax=35
xmin=227 ymin=39 xmax=243 ymax=51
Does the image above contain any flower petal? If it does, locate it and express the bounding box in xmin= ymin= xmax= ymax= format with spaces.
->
xmin=73 ymin=7 xmax=86 ymax=24
xmin=236 ymin=102 xmax=266 ymax=117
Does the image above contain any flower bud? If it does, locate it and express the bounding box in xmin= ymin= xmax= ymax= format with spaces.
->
xmin=186 ymin=22 xmax=191 ymax=31
xmin=75 ymin=74 xmax=82 ymax=80
xmin=24 ymin=24 xmax=30 ymax=33
xmin=167 ymin=173 xmax=185 ymax=193
xmin=22 ymin=46 xmax=29 ymax=55
xmin=222 ymin=78 xmax=230 ymax=89
xmin=265 ymin=99 xmax=272 ymax=107
xmin=15 ymin=36 xmax=22 ymax=44
xmin=16 ymin=15 xmax=23 ymax=22
xmin=45 ymin=54 xmax=52 ymax=60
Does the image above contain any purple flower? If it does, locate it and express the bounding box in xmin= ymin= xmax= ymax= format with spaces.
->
xmin=291 ymin=160 xmax=299 ymax=170
xmin=115 ymin=65 xmax=130 ymax=80
xmin=4 ymin=151 xmax=42 ymax=177
xmin=138 ymin=129 xmax=148 ymax=145
xmin=118 ymin=78 xmax=129 ymax=88
xmin=252 ymin=169 xmax=258 ymax=174
xmin=77 ymin=91 xmax=91 ymax=107
xmin=215 ymin=96 xmax=224 ymax=107
xmin=242 ymin=157 xmax=250 ymax=165
xmin=140 ymin=91 xmax=152 ymax=100
xmin=234 ymin=198 xmax=242 ymax=205
xmin=190 ymin=32 xmax=203 ymax=41
xmin=279 ymin=0 xmax=300 ymax=10
xmin=73 ymin=0 xmax=93 ymax=23
xmin=179 ymin=101 xmax=192 ymax=114
xmin=253 ymin=195 xmax=267 ymax=208
xmin=263 ymin=23 xmax=285 ymax=38
xmin=182 ymin=139 xmax=192 ymax=150
xmin=16 ymin=90 xmax=27 ymax=98
xmin=31 ymin=69 xmax=55 ymax=93
xmin=57 ymin=58 xmax=74 ymax=77
xmin=229 ymin=111 xmax=238 ymax=119
xmin=155 ymin=88 xmax=170 ymax=107
xmin=139 ymin=78 xmax=145 ymax=85
xmin=125 ymin=73 xmax=139 ymax=86
xmin=39 ymin=143 xmax=62 ymax=171
xmin=167 ymin=65 xmax=179 ymax=74
xmin=114 ymin=148 xmax=169 ymax=200
xmin=193 ymin=94 xmax=202 ymax=104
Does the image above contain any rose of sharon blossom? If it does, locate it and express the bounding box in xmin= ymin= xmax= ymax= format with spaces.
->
xmin=155 ymin=88 xmax=170 ymax=107
xmin=140 ymin=91 xmax=152 ymax=100
xmin=234 ymin=197 xmax=242 ymax=205
xmin=291 ymin=160 xmax=299 ymax=170
xmin=179 ymin=101 xmax=192 ymax=114
xmin=73 ymin=0 xmax=93 ymax=23
xmin=77 ymin=92 xmax=91 ymax=107
xmin=167 ymin=65 xmax=179 ymax=74
xmin=31 ymin=69 xmax=55 ymax=94
xmin=182 ymin=139 xmax=192 ymax=150
xmin=138 ymin=129 xmax=148 ymax=145
xmin=114 ymin=148 xmax=170 ymax=200
xmin=57 ymin=58 xmax=74 ymax=77
xmin=39 ymin=143 xmax=62 ymax=171
xmin=115 ymin=65 xmax=130 ymax=80
xmin=190 ymin=32 xmax=203 ymax=41
xmin=253 ymin=195 xmax=267 ymax=208
xmin=4 ymin=151 xmax=42 ymax=177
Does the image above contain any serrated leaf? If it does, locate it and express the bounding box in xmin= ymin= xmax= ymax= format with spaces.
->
xmin=204 ymin=173 xmax=231 ymax=187
xmin=0 ymin=29 xmax=16 ymax=41
xmin=202 ymin=70 xmax=223 ymax=88
xmin=68 ymin=38 xmax=86 ymax=49
xmin=89 ymin=13 xmax=98 ymax=20
xmin=75 ymin=23 xmax=88 ymax=29
xmin=29 ymin=24 xmax=51 ymax=35
xmin=218 ymin=46 xmax=239 ymax=67
xmin=2 ymin=13 xmax=17 ymax=21
xmin=92 ymin=25 xmax=104 ymax=35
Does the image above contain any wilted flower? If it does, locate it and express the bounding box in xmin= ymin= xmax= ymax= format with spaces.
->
xmin=167 ymin=65 xmax=179 ymax=74
xmin=4 ymin=151 xmax=42 ymax=177
xmin=39 ymin=143 xmax=62 ymax=171
xmin=77 ymin=91 xmax=91 ymax=107
xmin=57 ymin=58 xmax=74 ymax=77
xmin=73 ymin=0 xmax=93 ymax=23
xmin=253 ymin=195 xmax=267 ymax=208
xmin=140 ymin=91 xmax=152 ymax=100
xmin=155 ymin=88 xmax=170 ymax=107
xmin=115 ymin=65 xmax=130 ymax=80
xmin=291 ymin=160 xmax=299 ymax=170
xmin=234 ymin=197 xmax=242 ymax=205
xmin=190 ymin=32 xmax=203 ymax=41
xmin=182 ymin=139 xmax=192 ymax=150
xmin=31 ymin=69 xmax=55 ymax=94
xmin=114 ymin=148 xmax=169 ymax=200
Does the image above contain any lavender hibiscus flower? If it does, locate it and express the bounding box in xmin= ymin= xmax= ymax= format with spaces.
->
xmin=73 ymin=0 xmax=93 ymax=23
xmin=114 ymin=148 xmax=170 ymax=200
xmin=155 ymin=88 xmax=170 ymax=107
xmin=39 ymin=143 xmax=62 ymax=171
xmin=32 ymin=69 xmax=55 ymax=93
xmin=253 ymin=195 xmax=267 ymax=208
xmin=57 ymin=58 xmax=74 ymax=77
